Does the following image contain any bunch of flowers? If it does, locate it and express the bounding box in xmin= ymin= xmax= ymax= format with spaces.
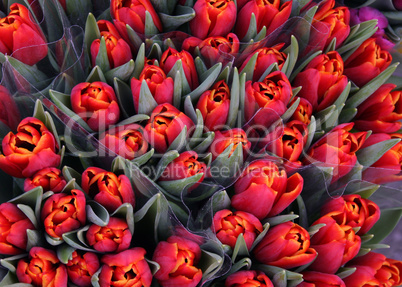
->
xmin=0 ymin=0 xmax=401 ymax=286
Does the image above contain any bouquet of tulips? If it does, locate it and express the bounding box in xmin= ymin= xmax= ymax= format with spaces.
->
xmin=0 ymin=0 xmax=402 ymax=285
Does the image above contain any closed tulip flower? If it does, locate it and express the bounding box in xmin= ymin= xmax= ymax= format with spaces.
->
xmin=232 ymin=159 xmax=303 ymax=219
xmin=235 ymin=0 xmax=292 ymax=41
xmin=0 ymin=4 xmax=48 ymax=65
xmin=225 ymin=270 xmax=273 ymax=287
xmin=0 ymin=117 xmax=61 ymax=178
xmin=153 ymin=236 xmax=202 ymax=287
xmin=0 ymin=85 xmax=20 ymax=131
xmin=81 ymin=167 xmax=135 ymax=213
xmin=212 ymin=209 xmax=263 ymax=250
xmin=190 ymin=0 xmax=237 ymax=39
xmin=71 ymin=81 xmax=120 ymax=131
xmin=297 ymin=271 xmax=345 ymax=287
xmin=0 ymin=202 xmax=35 ymax=255
xmin=99 ymin=247 xmax=153 ymax=287
xmin=288 ymin=97 xmax=313 ymax=125
xmin=253 ymin=221 xmax=317 ymax=269
xmin=131 ymin=65 xmax=174 ymax=113
xmin=209 ymin=128 xmax=251 ymax=161
xmin=196 ymin=80 xmax=231 ymax=131
xmin=66 ymin=251 xmax=100 ymax=287
xmin=24 ymin=167 xmax=66 ymax=193
xmin=16 ymin=247 xmax=68 ymax=286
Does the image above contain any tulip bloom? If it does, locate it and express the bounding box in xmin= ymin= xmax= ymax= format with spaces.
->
xmin=90 ymin=20 xmax=132 ymax=68
xmin=81 ymin=167 xmax=135 ymax=212
xmin=160 ymin=47 xmax=199 ymax=90
xmin=16 ymin=247 xmax=68 ymax=286
xmin=309 ymin=216 xmax=361 ymax=274
xmin=153 ymin=236 xmax=203 ymax=287
xmin=0 ymin=117 xmax=61 ymax=178
xmin=182 ymin=33 xmax=240 ymax=67
xmin=131 ymin=65 xmax=174 ymax=113
xmin=292 ymin=51 xmax=349 ymax=112
xmin=196 ymin=80 xmax=231 ymax=131
xmin=297 ymin=271 xmax=345 ymax=287
xmin=361 ymin=133 xmax=402 ymax=184
xmin=87 ymin=217 xmax=132 ymax=253
xmin=253 ymin=221 xmax=317 ymax=269
xmin=159 ymin=151 xmax=206 ymax=191
xmin=311 ymin=0 xmax=350 ymax=49
xmin=0 ymin=4 xmax=48 ymax=65
xmin=289 ymin=97 xmax=313 ymax=125
xmin=344 ymin=37 xmax=392 ymax=87
xmin=225 ymin=270 xmax=273 ymax=287
xmin=99 ymin=123 xmax=149 ymax=160
xmin=235 ymin=0 xmax=292 ymax=40
xmin=239 ymin=44 xmax=287 ymax=83
xmin=245 ymin=71 xmax=292 ymax=129
xmin=212 ymin=209 xmax=263 ymax=250
xmin=304 ymin=123 xmax=367 ymax=183
xmin=0 ymin=202 xmax=35 ymax=255
xmin=71 ymin=81 xmax=120 ymax=131
xmin=41 ymin=189 xmax=86 ymax=239
xmin=99 ymin=247 xmax=153 ymax=287
xmin=0 ymin=85 xmax=20 ymax=130
xmin=232 ymin=160 xmax=303 ymax=219
xmin=144 ymin=103 xmax=194 ymax=153
xmin=66 ymin=251 xmax=100 ymax=287
xmin=190 ymin=0 xmax=236 ymax=39
xmin=24 ymin=167 xmax=66 ymax=193
xmin=344 ymin=252 xmax=402 ymax=286
xmin=110 ymin=0 xmax=162 ymax=34
xmin=353 ymin=84 xmax=402 ymax=133
xmin=321 ymin=194 xmax=380 ymax=235
xmin=209 ymin=128 xmax=251 ymax=160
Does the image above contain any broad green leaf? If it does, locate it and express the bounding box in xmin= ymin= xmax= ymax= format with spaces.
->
xmin=258 ymin=63 xmax=279 ymax=83
xmin=95 ymin=37 xmax=110 ymax=72
xmin=308 ymin=223 xmax=326 ymax=237
xmin=173 ymin=70 xmax=182 ymax=109
xmin=264 ymin=214 xmax=299 ymax=227
xmin=111 ymin=203 xmax=135 ymax=234
xmin=166 ymin=126 xmax=188 ymax=152
xmin=189 ymin=63 xmax=222 ymax=101
xmin=242 ymin=13 xmax=258 ymax=42
xmin=337 ymin=267 xmax=357 ymax=279
xmin=357 ymin=138 xmax=400 ymax=168
xmin=227 ymin=68 xmax=240 ymax=127
xmin=159 ymin=6 xmax=195 ymax=31
xmin=9 ymin=187 xmax=43 ymax=224
xmin=114 ymin=77 xmax=135 ymax=118
xmin=158 ymin=173 xmax=204 ymax=196
xmin=84 ymin=13 xmax=100 ymax=53
xmin=191 ymin=132 xmax=215 ymax=154
xmin=231 ymin=234 xmax=250 ymax=262
xmin=365 ymin=207 xmax=402 ymax=244
xmin=138 ymin=80 xmax=158 ymax=115
xmin=126 ymin=25 xmax=144 ymax=54
xmin=282 ymin=97 xmax=300 ymax=122
xmin=86 ymin=201 xmax=110 ymax=226
xmin=131 ymin=148 xmax=155 ymax=166
xmin=239 ymin=51 xmax=258 ymax=82
xmin=346 ymin=181 xmax=380 ymax=199
xmin=57 ymin=244 xmax=75 ymax=264
xmin=145 ymin=10 xmax=159 ymax=36
xmin=210 ymin=143 xmax=243 ymax=185
xmin=86 ymin=65 xmax=107 ymax=83
xmin=154 ymin=150 xmax=180 ymax=180
xmin=105 ymin=59 xmax=135 ymax=83
xmin=290 ymin=50 xmax=322 ymax=82
xmin=133 ymin=43 xmax=146 ymax=79
xmin=166 ymin=59 xmax=191 ymax=95
xmin=282 ymin=36 xmax=299 ymax=78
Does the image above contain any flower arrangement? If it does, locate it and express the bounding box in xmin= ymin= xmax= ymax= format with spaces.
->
xmin=0 ymin=0 xmax=401 ymax=286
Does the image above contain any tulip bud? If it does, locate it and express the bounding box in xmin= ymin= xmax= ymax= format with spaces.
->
xmin=24 ymin=167 xmax=66 ymax=193
xmin=66 ymin=251 xmax=100 ymax=287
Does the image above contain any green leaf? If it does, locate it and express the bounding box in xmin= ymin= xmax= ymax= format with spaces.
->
xmin=166 ymin=126 xmax=188 ymax=152
xmin=241 ymin=13 xmax=257 ymax=42
xmin=296 ymin=195 xmax=309 ymax=229
xmin=184 ymin=95 xmax=198 ymax=124
xmin=159 ymin=6 xmax=195 ymax=31
xmin=131 ymin=149 xmax=155 ymax=166
xmin=199 ymin=247 xmax=225 ymax=281
xmin=57 ymin=244 xmax=75 ymax=264
xmin=158 ymin=173 xmax=204 ymax=196
xmin=26 ymin=229 xmax=42 ymax=251
xmin=145 ymin=10 xmax=159 ymax=35
xmin=258 ymin=62 xmax=279 ymax=83
xmin=0 ymin=254 xmax=27 ymax=274
xmin=116 ymin=114 xmax=150 ymax=126
xmin=126 ymin=25 xmax=144 ymax=54
xmin=239 ymin=51 xmax=258 ymax=82
xmin=191 ymin=132 xmax=215 ymax=154
xmin=250 ymin=223 xmax=270 ymax=251
xmin=86 ymin=65 xmax=108 ymax=83
xmin=322 ymin=82 xmax=351 ymax=130
xmin=336 ymin=267 xmax=357 ymax=279
xmin=346 ymin=181 xmax=380 ymax=199
xmin=227 ymin=68 xmax=240 ymax=128
xmin=366 ymin=207 xmax=402 ymax=244
xmin=189 ymin=63 xmax=222 ymax=101
xmin=84 ymin=13 xmax=100 ymax=53
xmin=290 ymin=50 xmax=322 ymax=82
xmin=282 ymin=97 xmax=300 ymax=122
xmin=304 ymin=116 xmax=317 ymax=153
xmin=263 ymin=214 xmax=299 ymax=227
xmin=111 ymin=203 xmax=135 ymax=234
xmin=138 ymin=80 xmax=158 ymax=115
xmin=231 ymin=234 xmax=250 ymax=262
xmin=133 ymin=43 xmax=146 ymax=79
xmin=357 ymin=138 xmax=401 ymax=168
xmin=154 ymin=150 xmax=180 ymax=180
xmin=45 ymin=233 xmax=64 ymax=246
xmin=167 ymin=59 xmax=191 ymax=95
xmin=105 ymin=59 xmax=135 ymax=83
xmin=282 ymin=36 xmax=299 ymax=78
xmin=308 ymin=223 xmax=326 ymax=237
xmin=95 ymin=37 xmax=111 ymax=72
xmin=9 ymin=187 xmax=43 ymax=225
xmin=114 ymin=77 xmax=135 ymax=118
xmin=16 ymin=204 xmax=38 ymax=230
xmin=210 ymin=143 xmax=243 ymax=185
xmin=337 ymin=21 xmax=378 ymax=57
xmin=173 ymin=70 xmax=182 ymax=109
xmin=339 ymin=107 xmax=358 ymax=123
xmin=86 ymin=201 xmax=110 ymax=226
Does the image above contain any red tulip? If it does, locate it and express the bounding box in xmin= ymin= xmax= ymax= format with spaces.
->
xmin=232 ymin=159 xmax=303 ymax=219
xmin=81 ymin=167 xmax=135 ymax=212
xmin=245 ymin=71 xmax=292 ymax=129
xmin=66 ymin=251 xmax=100 ymax=287
xmin=110 ymin=0 xmax=162 ymax=34
xmin=0 ymin=85 xmax=20 ymax=131
xmin=70 ymin=81 xmax=120 ymax=131
xmin=213 ymin=209 xmax=263 ymax=250
xmin=182 ymin=33 xmax=240 ymax=67
xmin=196 ymin=80 xmax=231 ymax=131
xmin=131 ymin=65 xmax=174 ymax=113
xmin=209 ymin=128 xmax=251 ymax=161
xmin=297 ymin=271 xmax=345 ymax=287
xmin=288 ymin=97 xmax=313 ymax=125
xmin=0 ymin=117 xmax=60 ymax=178
xmin=361 ymin=133 xmax=402 ymax=184
xmin=235 ymin=0 xmax=292 ymax=40
xmin=321 ymin=194 xmax=380 ymax=235
xmin=99 ymin=247 xmax=153 ymax=287
xmin=225 ymin=270 xmax=273 ymax=287
xmin=344 ymin=252 xmax=402 ymax=286
xmin=0 ymin=202 xmax=35 ymax=255
xmin=24 ymin=167 xmax=66 ymax=193
xmin=292 ymin=51 xmax=349 ymax=112
xmin=144 ymin=103 xmax=194 ymax=153
xmin=239 ymin=44 xmax=287 ymax=83
xmin=303 ymin=123 xmax=367 ymax=183
xmin=41 ymin=189 xmax=86 ymax=239
xmin=153 ymin=235 xmax=202 ymax=287
xmin=0 ymin=4 xmax=48 ymax=65
xmin=353 ymin=84 xmax=402 ymax=133
xmin=344 ymin=37 xmax=392 ymax=87
xmin=253 ymin=221 xmax=317 ymax=269
xmin=90 ymin=20 xmax=132 ymax=68
xmin=160 ymin=47 xmax=199 ymax=90
xmin=190 ymin=0 xmax=236 ymax=39
xmin=87 ymin=217 xmax=132 ymax=253
xmin=99 ymin=123 xmax=149 ymax=160
xmin=309 ymin=215 xmax=361 ymax=274
xmin=311 ymin=0 xmax=350 ymax=50
xmin=16 ymin=247 xmax=68 ymax=286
